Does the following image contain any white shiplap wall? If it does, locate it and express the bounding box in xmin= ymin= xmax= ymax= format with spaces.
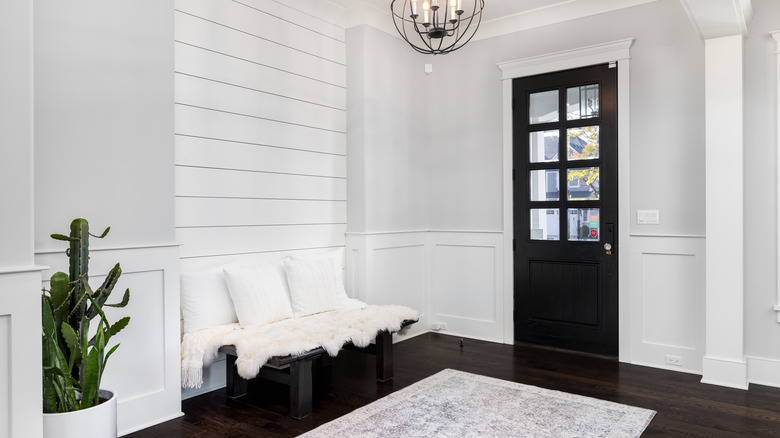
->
xmin=175 ymin=0 xmax=347 ymax=269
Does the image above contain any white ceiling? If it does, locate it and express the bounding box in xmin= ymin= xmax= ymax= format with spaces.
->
xmin=326 ymin=0 xmax=575 ymax=23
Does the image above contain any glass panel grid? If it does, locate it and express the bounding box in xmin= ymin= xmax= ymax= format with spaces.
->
xmin=568 ymin=208 xmax=600 ymax=241
xmin=530 ymin=208 xmax=560 ymax=241
xmin=567 ymin=167 xmax=599 ymax=201
xmin=529 ymin=169 xmax=559 ymax=201
xmin=567 ymin=126 xmax=599 ymax=161
xmin=529 ymin=130 xmax=559 ymax=163
xmin=529 ymin=90 xmax=559 ymax=124
xmin=566 ymin=84 xmax=599 ymax=120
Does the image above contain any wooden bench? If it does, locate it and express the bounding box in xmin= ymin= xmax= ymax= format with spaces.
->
xmin=220 ymin=321 xmax=415 ymax=419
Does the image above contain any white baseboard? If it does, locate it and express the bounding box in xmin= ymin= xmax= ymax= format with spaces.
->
xmin=747 ymin=356 xmax=780 ymax=388
xmin=701 ymin=356 xmax=748 ymax=390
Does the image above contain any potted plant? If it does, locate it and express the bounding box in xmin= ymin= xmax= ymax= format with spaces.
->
xmin=41 ymin=218 xmax=130 ymax=438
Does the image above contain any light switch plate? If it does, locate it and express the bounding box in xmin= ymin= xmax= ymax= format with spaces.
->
xmin=637 ymin=209 xmax=659 ymax=225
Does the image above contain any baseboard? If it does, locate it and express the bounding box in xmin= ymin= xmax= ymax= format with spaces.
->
xmin=701 ymin=356 xmax=748 ymax=390
xmin=747 ymin=356 xmax=780 ymax=388
xmin=119 ymin=412 xmax=184 ymax=437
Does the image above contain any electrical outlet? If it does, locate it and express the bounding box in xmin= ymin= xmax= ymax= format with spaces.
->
xmin=430 ymin=322 xmax=447 ymax=331
xmin=665 ymin=354 xmax=682 ymax=366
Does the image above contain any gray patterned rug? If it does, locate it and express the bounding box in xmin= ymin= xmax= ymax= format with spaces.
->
xmin=301 ymin=369 xmax=655 ymax=437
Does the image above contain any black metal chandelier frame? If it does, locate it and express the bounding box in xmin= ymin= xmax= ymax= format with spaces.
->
xmin=390 ymin=0 xmax=484 ymax=55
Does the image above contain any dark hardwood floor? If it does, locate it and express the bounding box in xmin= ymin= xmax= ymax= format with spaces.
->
xmin=128 ymin=333 xmax=780 ymax=437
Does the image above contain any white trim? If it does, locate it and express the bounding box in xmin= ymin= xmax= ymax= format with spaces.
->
xmin=701 ymin=356 xmax=749 ymax=390
xmin=0 ymin=264 xmax=48 ymax=275
xmin=476 ymin=0 xmax=657 ymax=43
xmin=497 ymin=38 xmax=634 ymax=80
xmin=497 ymin=39 xmax=634 ymax=354
xmin=629 ymin=233 xmax=706 ymax=239
xmin=346 ymin=229 xmax=502 ymax=236
xmin=747 ymin=356 xmax=780 ymax=388
xmin=35 ymin=242 xmax=181 ymax=255
xmin=774 ymin=30 xmax=780 ymax=323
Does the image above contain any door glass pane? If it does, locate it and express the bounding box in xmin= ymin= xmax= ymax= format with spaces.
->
xmin=529 ymin=90 xmax=558 ymax=124
xmin=567 ymin=167 xmax=599 ymax=200
xmin=530 ymin=208 xmax=559 ymax=241
xmin=568 ymin=208 xmax=600 ymax=241
xmin=530 ymin=169 xmax=559 ymax=201
xmin=567 ymin=126 xmax=599 ymax=161
xmin=567 ymin=84 xmax=599 ymax=120
xmin=529 ymin=130 xmax=559 ymax=163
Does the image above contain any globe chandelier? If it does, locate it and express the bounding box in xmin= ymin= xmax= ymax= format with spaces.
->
xmin=390 ymin=0 xmax=484 ymax=55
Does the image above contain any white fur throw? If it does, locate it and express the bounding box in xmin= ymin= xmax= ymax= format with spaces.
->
xmin=181 ymin=304 xmax=419 ymax=389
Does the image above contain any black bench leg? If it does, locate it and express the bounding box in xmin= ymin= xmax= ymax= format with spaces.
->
xmin=290 ymin=358 xmax=314 ymax=419
xmin=376 ymin=331 xmax=393 ymax=382
xmin=225 ymin=354 xmax=248 ymax=398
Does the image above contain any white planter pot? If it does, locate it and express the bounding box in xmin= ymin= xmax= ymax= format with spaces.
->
xmin=43 ymin=389 xmax=117 ymax=438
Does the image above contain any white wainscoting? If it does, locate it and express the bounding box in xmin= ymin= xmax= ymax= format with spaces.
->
xmin=0 ymin=267 xmax=45 ymax=438
xmin=36 ymin=245 xmax=182 ymax=436
xmin=347 ymin=231 xmax=505 ymax=343
xmin=628 ymin=235 xmax=706 ymax=374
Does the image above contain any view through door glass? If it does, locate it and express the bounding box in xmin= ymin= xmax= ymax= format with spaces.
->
xmin=513 ymin=64 xmax=618 ymax=357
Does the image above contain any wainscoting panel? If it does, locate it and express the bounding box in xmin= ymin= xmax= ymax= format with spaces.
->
xmin=36 ymin=245 xmax=182 ymax=436
xmin=430 ymin=232 xmax=505 ymax=342
xmin=347 ymin=231 xmax=504 ymax=343
xmin=629 ymin=235 xmax=705 ymax=374
xmin=346 ymin=233 xmax=429 ymax=339
xmin=0 ymin=314 xmax=9 ymax=438
xmin=372 ymin=245 xmax=426 ymax=310
xmin=0 ymin=268 xmax=45 ymax=438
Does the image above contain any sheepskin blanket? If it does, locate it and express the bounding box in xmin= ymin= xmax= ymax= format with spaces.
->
xmin=181 ymin=304 xmax=419 ymax=389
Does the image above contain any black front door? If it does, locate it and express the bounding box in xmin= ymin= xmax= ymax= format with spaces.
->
xmin=513 ymin=64 xmax=618 ymax=357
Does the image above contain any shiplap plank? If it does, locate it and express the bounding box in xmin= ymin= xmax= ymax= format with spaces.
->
xmin=179 ymin=247 xmax=346 ymax=272
xmin=175 ymin=42 xmax=345 ymax=110
xmin=231 ymin=0 xmax=345 ymax=42
xmin=175 ymin=166 xmax=346 ymax=200
xmin=177 ymin=224 xmax=347 ymax=258
xmin=176 ymin=0 xmax=345 ymax=64
xmin=175 ymin=11 xmax=345 ymax=87
xmin=175 ymin=198 xmax=346 ymax=227
xmin=175 ymin=105 xmax=346 ymax=155
xmin=176 ymin=136 xmax=346 ymax=177
xmin=175 ymin=74 xmax=346 ymax=132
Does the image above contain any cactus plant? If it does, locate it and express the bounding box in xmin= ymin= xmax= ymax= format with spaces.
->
xmin=42 ymin=218 xmax=130 ymax=413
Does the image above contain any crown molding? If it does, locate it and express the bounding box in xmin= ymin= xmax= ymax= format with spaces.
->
xmin=679 ymin=0 xmax=753 ymax=40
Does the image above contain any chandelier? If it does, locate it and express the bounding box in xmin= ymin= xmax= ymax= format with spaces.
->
xmin=390 ymin=0 xmax=484 ymax=55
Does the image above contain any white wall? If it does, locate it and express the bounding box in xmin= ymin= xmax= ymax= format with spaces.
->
xmin=174 ymin=0 xmax=351 ymax=397
xmin=0 ymin=2 xmax=42 ymax=436
xmin=347 ymin=0 xmax=718 ymax=369
xmin=744 ymin=0 xmax=780 ymax=386
xmin=33 ymin=1 xmax=181 ymax=435
xmin=174 ymin=0 xmax=347 ymax=267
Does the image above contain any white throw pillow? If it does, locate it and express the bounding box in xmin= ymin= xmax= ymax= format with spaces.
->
xmin=223 ymin=260 xmax=294 ymax=327
xmin=291 ymin=248 xmax=350 ymax=302
xmin=284 ymin=256 xmax=344 ymax=317
xmin=180 ymin=269 xmax=238 ymax=334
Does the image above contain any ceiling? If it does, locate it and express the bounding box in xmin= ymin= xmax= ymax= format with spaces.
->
xmin=325 ymin=0 xmax=574 ymax=23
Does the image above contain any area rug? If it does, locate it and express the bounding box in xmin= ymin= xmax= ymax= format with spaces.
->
xmin=300 ymin=369 xmax=655 ymax=437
